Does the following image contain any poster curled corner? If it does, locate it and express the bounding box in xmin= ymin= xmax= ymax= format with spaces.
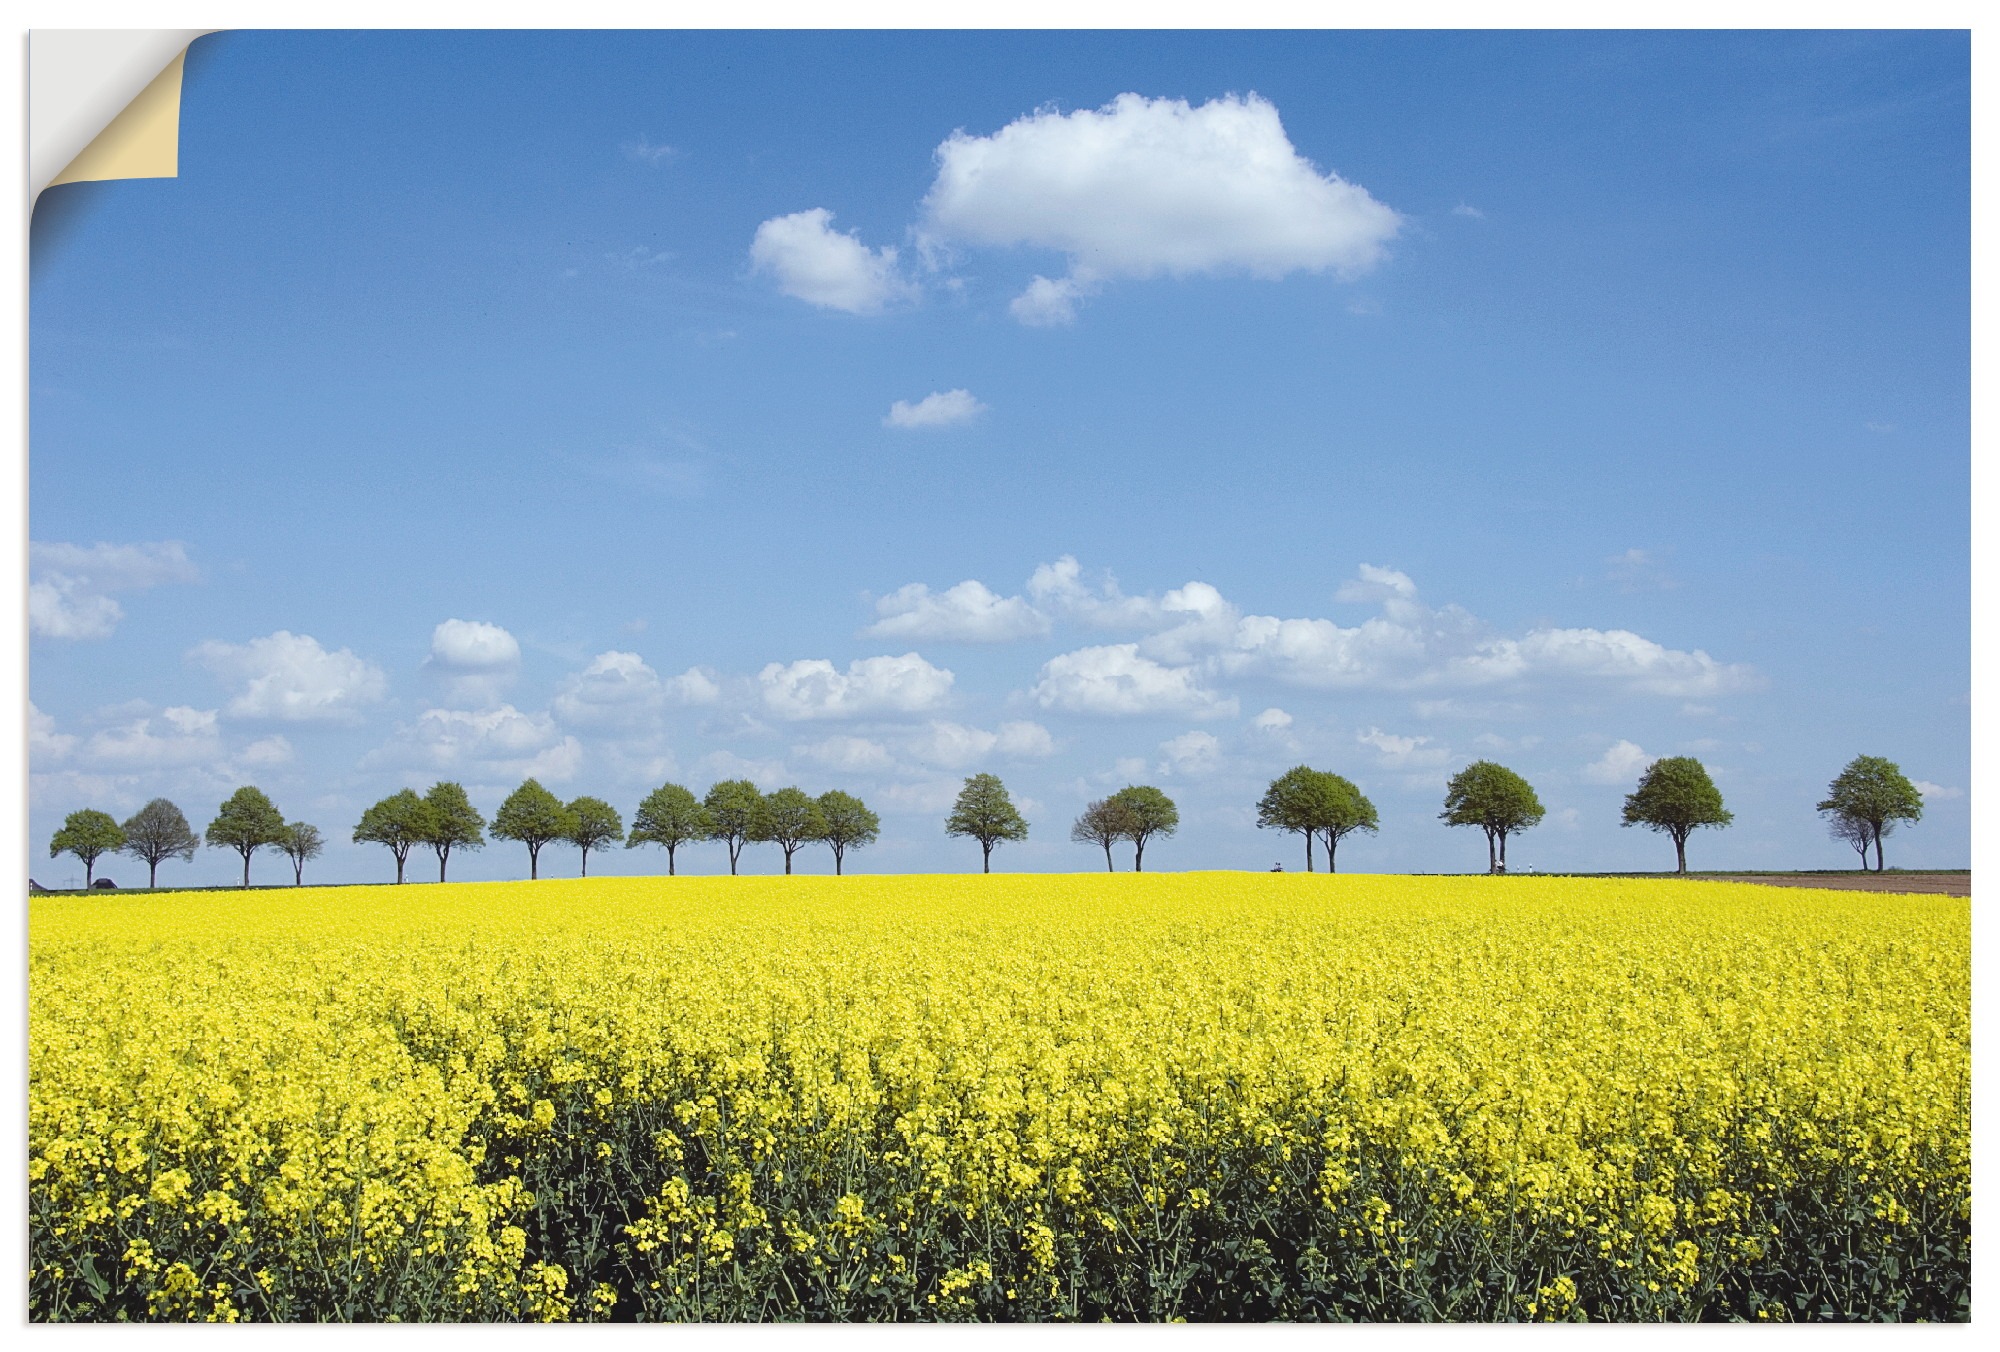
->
xmin=31 ymin=30 xmax=217 ymax=202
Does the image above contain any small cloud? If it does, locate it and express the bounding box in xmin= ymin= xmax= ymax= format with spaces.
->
xmin=759 ymin=653 xmax=955 ymax=721
xmin=1913 ymin=780 xmax=1962 ymax=801
xmin=865 ymin=579 xmax=1046 ymax=642
xmin=1253 ymin=707 xmax=1293 ymax=732
xmin=798 ymin=735 xmax=898 ymax=773
xmin=1357 ymin=726 xmax=1449 ymax=769
xmin=1451 ymin=203 xmax=1485 ymax=219
xmin=240 ymin=735 xmax=294 ymax=767
xmin=608 ymin=245 xmax=674 ymax=270
xmin=750 ymin=208 xmax=913 ymax=314
xmin=623 ymin=136 xmax=678 ymax=166
xmin=1010 ymin=274 xmax=1095 ymax=327
xmin=190 ymin=631 xmax=389 ymax=724
xmin=1029 ymin=643 xmax=1236 ymax=718
xmin=1158 ymin=729 xmax=1222 ymax=777
xmin=1605 ymin=548 xmax=1678 ymax=593
xmin=422 ymin=619 xmax=521 ymax=708
xmin=884 ymin=389 xmax=988 ymax=430
xmin=1582 ymin=739 xmax=1650 ymax=785
xmin=1864 ymin=420 xmax=1896 ymax=434
xmin=29 ymin=540 xmax=199 ymax=640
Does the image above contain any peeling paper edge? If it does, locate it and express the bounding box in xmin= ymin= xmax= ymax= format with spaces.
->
xmin=30 ymin=30 xmax=217 ymax=202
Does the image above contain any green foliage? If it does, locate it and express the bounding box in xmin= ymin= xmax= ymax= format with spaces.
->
xmin=1622 ymin=757 xmax=1733 ymax=874
xmin=50 ymin=810 xmax=126 ymax=887
xmin=703 ymin=780 xmax=765 ymax=876
xmin=278 ymin=822 xmax=324 ymax=886
xmin=754 ymin=787 xmax=825 ymax=875
xmin=1257 ymin=767 xmax=1377 ymax=872
xmin=354 ymin=790 xmax=429 ymax=885
xmin=1440 ymin=761 xmax=1544 ymax=874
xmin=627 ymin=783 xmax=712 ymax=876
xmin=815 ymin=791 xmax=879 ymax=876
xmin=421 ymin=782 xmax=486 ymax=883
xmin=493 ymin=780 xmax=577 ymax=880
xmin=118 ymin=798 xmax=198 ymax=888
xmin=1816 ymin=756 xmax=1923 ymax=873
xmin=564 ymin=797 xmax=624 ymax=877
xmin=1107 ymin=785 xmax=1179 ymax=871
xmin=206 ymin=787 xmax=288 ymax=888
xmin=945 ymin=773 xmax=1028 ymax=873
xmin=1071 ymin=798 xmax=1139 ymax=872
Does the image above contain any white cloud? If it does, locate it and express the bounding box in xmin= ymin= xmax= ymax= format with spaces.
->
xmin=900 ymin=719 xmax=1053 ymax=770
xmin=759 ymin=653 xmax=955 ymax=720
xmin=190 ymin=631 xmax=389 ymax=723
xmin=1009 ymin=274 xmax=1095 ymax=326
xmin=1025 ymin=555 xmax=1165 ymax=629
xmin=423 ymin=619 xmax=521 ymax=707
xmin=1583 ymin=739 xmax=1651 ymax=785
xmin=750 ymin=207 xmax=913 ymax=314
xmin=699 ymin=750 xmax=791 ymax=792
xmin=922 ymin=92 xmax=1400 ymax=323
xmin=553 ymin=650 xmax=666 ymax=729
xmin=1030 ymin=644 xmax=1237 ymax=718
xmin=994 ymin=720 xmax=1057 ymax=758
xmin=84 ymin=706 xmax=223 ymax=769
xmin=1451 ymin=203 xmax=1485 ymax=219
xmin=28 ymin=540 xmax=198 ymax=639
xmin=368 ymin=704 xmax=583 ymax=785
xmin=1159 ymin=729 xmax=1222 ymax=776
xmin=1357 ymin=726 xmax=1449 ymax=769
xmin=240 ymin=735 xmax=294 ymax=767
xmin=1605 ymin=548 xmax=1678 ymax=592
xmin=1112 ymin=756 xmax=1150 ymax=781
xmin=665 ymin=666 xmax=722 ymax=705
xmin=1253 ymin=707 xmax=1293 ymax=732
xmin=884 ymin=389 xmax=987 ymax=429
xmin=1913 ymin=780 xmax=1963 ymax=801
xmin=797 ymin=735 xmax=898 ymax=773
xmin=865 ymin=579 xmax=1049 ymax=642
xmin=29 ymin=702 xmax=76 ymax=762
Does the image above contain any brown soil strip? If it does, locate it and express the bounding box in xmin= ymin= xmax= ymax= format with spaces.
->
xmin=1692 ymin=872 xmax=1970 ymax=897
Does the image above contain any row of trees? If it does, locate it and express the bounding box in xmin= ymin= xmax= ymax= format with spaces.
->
xmin=44 ymin=754 xmax=1928 ymax=887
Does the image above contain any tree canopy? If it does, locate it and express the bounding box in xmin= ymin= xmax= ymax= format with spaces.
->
xmin=1071 ymin=797 xmax=1138 ymax=872
xmin=627 ymin=782 xmax=712 ymax=875
xmin=945 ymin=773 xmax=1028 ymax=873
xmin=1107 ymin=785 xmax=1179 ymax=872
xmin=1621 ymin=756 xmax=1733 ymax=874
xmin=1257 ymin=767 xmax=1376 ymax=872
xmin=564 ymin=796 xmax=624 ymax=876
xmin=50 ymin=809 xmax=125 ymax=888
xmin=1439 ymin=761 xmax=1544 ymax=874
xmin=206 ymin=787 xmax=288 ymax=888
xmin=119 ymin=798 xmax=198 ymax=888
xmin=421 ymin=781 xmax=486 ymax=882
xmin=815 ymin=790 xmax=879 ymax=876
xmin=704 ymin=780 xmax=765 ymax=875
xmin=493 ymin=779 xmax=576 ymax=880
xmin=1816 ymin=755 xmax=1923 ymax=873
xmin=755 ymin=786 xmax=825 ymax=875
xmin=354 ymin=789 xmax=429 ymax=884
xmin=279 ymin=821 xmax=324 ymax=886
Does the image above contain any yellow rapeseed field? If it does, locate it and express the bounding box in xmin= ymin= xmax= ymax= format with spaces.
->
xmin=29 ymin=874 xmax=1968 ymax=1321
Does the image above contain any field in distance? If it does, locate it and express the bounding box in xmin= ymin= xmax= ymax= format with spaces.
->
xmin=30 ymin=874 xmax=1968 ymax=1322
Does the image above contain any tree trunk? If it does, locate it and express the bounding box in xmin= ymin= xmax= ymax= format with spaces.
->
xmin=395 ymin=851 xmax=406 ymax=885
xmin=1675 ymin=832 xmax=1687 ymax=874
xmin=1134 ymin=838 xmax=1145 ymax=872
xmin=982 ymin=841 xmax=993 ymax=873
xmin=439 ymin=847 xmax=449 ymax=884
xmin=834 ymin=846 xmax=844 ymax=877
xmin=1326 ymin=832 xmax=1337 ymax=874
xmin=783 ymin=847 xmax=794 ymax=876
xmin=294 ymin=858 xmax=304 ymax=886
xmin=241 ymin=850 xmax=251 ymax=888
xmin=1305 ymin=833 xmax=1314 ymax=873
xmin=581 ymin=847 xmax=590 ymax=878
xmin=667 ymin=844 xmax=677 ymax=876
xmin=86 ymin=858 xmax=96 ymax=887
xmin=1103 ymin=842 xmax=1114 ymax=872
xmin=149 ymin=859 xmax=158 ymax=888
xmin=1874 ymin=825 xmax=1885 ymax=872
xmin=729 ymin=839 xmax=740 ymax=875
xmin=530 ymin=843 xmax=540 ymax=880
xmin=1498 ymin=831 xmax=1508 ymax=873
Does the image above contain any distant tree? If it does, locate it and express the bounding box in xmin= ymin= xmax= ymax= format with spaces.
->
xmin=755 ymin=786 xmax=825 ymax=875
xmin=1827 ymin=810 xmax=1877 ymax=870
xmin=565 ymin=796 xmax=624 ymax=876
xmin=278 ymin=821 xmax=324 ymax=886
xmin=50 ymin=809 xmax=125 ymax=888
xmin=1621 ymin=756 xmax=1733 ymax=874
xmin=421 ymin=781 xmax=486 ymax=883
xmin=118 ymin=797 xmax=198 ymax=888
xmin=493 ymin=778 xmax=576 ymax=880
xmin=1107 ymin=785 xmax=1179 ymax=872
xmin=628 ymin=782 xmax=712 ymax=875
xmin=1816 ymin=755 xmax=1923 ymax=873
xmin=354 ymin=789 xmax=428 ymax=884
xmin=946 ymin=773 xmax=1028 ymax=873
xmin=1071 ymin=797 xmax=1138 ymax=872
xmin=206 ymin=786 xmax=288 ymax=888
xmin=1439 ymin=761 xmax=1544 ymax=874
xmin=704 ymin=780 xmax=766 ymax=875
xmin=1309 ymin=772 xmax=1379 ymax=874
xmin=1257 ymin=767 xmax=1322 ymax=871
xmin=816 ymin=790 xmax=879 ymax=876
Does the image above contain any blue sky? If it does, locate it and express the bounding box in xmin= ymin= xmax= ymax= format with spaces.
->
xmin=28 ymin=29 xmax=1968 ymax=884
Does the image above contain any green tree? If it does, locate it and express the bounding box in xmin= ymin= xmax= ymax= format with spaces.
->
xmin=1439 ymin=761 xmax=1545 ymax=874
xmin=627 ymin=782 xmax=712 ymax=875
xmin=946 ymin=773 xmax=1028 ymax=873
xmin=1071 ymin=797 xmax=1138 ymax=872
xmin=1621 ymin=756 xmax=1733 ymax=874
xmin=1816 ymin=754 xmax=1924 ymax=873
xmin=565 ymin=796 xmax=624 ymax=876
xmin=206 ymin=786 xmax=288 ymax=888
xmin=278 ymin=821 xmax=323 ymax=886
xmin=118 ymin=798 xmax=198 ymax=888
xmin=421 ymin=781 xmax=486 ymax=882
xmin=1309 ymin=772 xmax=1379 ymax=874
xmin=755 ymin=786 xmax=825 ymax=875
xmin=816 ymin=790 xmax=879 ymax=876
xmin=703 ymin=780 xmax=765 ymax=876
xmin=1257 ymin=766 xmax=1322 ymax=871
xmin=1107 ymin=785 xmax=1179 ymax=872
xmin=354 ymin=789 xmax=428 ymax=884
xmin=493 ymin=778 xmax=576 ymax=880
xmin=50 ymin=809 xmax=125 ymax=888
